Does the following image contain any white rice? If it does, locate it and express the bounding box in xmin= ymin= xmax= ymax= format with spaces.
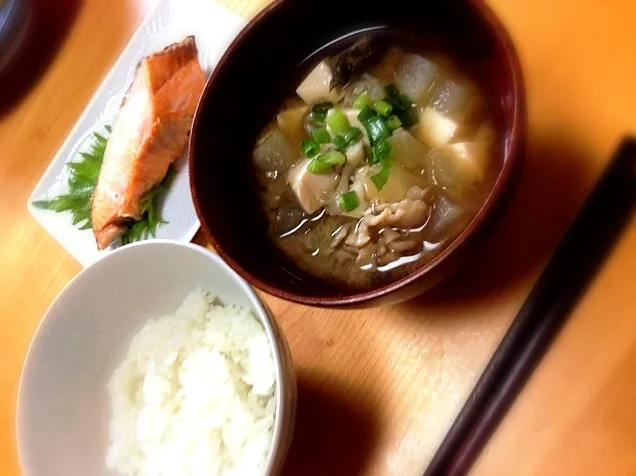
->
xmin=106 ymin=288 xmax=276 ymax=476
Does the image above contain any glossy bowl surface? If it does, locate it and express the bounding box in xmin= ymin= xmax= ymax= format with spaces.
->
xmin=17 ymin=240 xmax=296 ymax=476
xmin=0 ymin=0 xmax=32 ymax=75
xmin=190 ymin=0 xmax=526 ymax=307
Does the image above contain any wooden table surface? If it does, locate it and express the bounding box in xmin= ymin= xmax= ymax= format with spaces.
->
xmin=1 ymin=0 xmax=635 ymax=475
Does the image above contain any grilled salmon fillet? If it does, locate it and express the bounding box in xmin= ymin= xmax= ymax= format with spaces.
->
xmin=91 ymin=36 xmax=205 ymax=250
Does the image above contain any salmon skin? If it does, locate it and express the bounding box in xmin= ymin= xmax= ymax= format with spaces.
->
xmin=91 ymin=36 xmax=205 ymax=250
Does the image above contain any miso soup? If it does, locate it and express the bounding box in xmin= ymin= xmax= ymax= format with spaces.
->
xmin=252 ymin=35 xmax=499 ymax=290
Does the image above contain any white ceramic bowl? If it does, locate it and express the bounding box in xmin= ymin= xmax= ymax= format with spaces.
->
xmin=17 ymin=240 xmax=296 ymax=476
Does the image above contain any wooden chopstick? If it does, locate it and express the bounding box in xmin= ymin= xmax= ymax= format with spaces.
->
xmin=425 ymin=137 xmax=636 ymax=476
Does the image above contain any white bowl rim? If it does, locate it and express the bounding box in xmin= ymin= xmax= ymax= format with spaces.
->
xmin=16 ymin=239 xmax=290 ymax=475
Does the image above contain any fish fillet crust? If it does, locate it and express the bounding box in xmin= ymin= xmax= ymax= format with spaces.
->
xmin=91 ymin=36 xmax=205 ymax=249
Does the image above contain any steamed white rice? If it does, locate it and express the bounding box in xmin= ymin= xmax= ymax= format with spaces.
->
xmin=106 ymin=288 xmax=276 ymax=476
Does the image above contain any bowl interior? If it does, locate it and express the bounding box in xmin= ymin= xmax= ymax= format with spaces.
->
xmin=18 ymin=241 xmax=291 ymax=476
xmin=190 ymin=0 xmax=522 ymax=304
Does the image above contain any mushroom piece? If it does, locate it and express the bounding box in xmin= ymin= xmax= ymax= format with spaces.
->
xmin=345 ymin=142 xmax=365 ymax=167
xmin=377 ymin=251 xmax=402 ymax=267
xmin=340 ymin=165 xmax=369 ymax=219
xmin=379 ymin=227 xmax=401 ymax=244
xmin=356 ymin=242 xmax=377 ymax=267
xmin=330 ymin=223 xmax=352 ymax=248
xmin=389 ymin=238 xmax=420 ymax=253
xmin=325 ymin=163 xmax=355 ymax=216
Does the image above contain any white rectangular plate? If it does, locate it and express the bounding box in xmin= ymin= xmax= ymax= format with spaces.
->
xmin=27 ymin=0 xmax=247 ymax=266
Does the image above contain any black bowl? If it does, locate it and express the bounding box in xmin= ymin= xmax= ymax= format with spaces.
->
xmin=190 ymin=0 xmax=525 ymax=307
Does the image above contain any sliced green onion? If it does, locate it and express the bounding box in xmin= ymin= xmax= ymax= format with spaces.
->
xmin=312 ymin=128 xmax=331 ymax=144
xmin=385 ymin=84 xmax=400 ymax=100
xmin=339 ymin=191 xmax=360 ymax=212
xmin=333 ymin=135 xmax=348 ymax=151
xmin=374 ymin=99 xmax=393 ymax=116
xmin=353 ymin=92 xmax=373 ymax=110
xmin=343 ymin=126 xmax=362 ymax=144
xmin=384 ymin=84 xmax=417 ymax=125
xmin=386 ymin=115 xmax=402 ymax=130
xmin=385 ymin=85 xmax=412 ymax=109
xmin=311 ymin=102 xmax=332 ymax=126
xmin=307 ymin=159 xmax=332 ymax=174
xmin=301 ymin=138 xmax=320 ymax=158
xmin=363 ymin=115 xmax=391 ymax=144
xmin=397 ymin=93 xmax=414 ymax=111
xmin=307 ymin=150 xmax=346 ymax=174
xmin=400 ymin=108 xmax=419 ymax=128
xmin=326 ymin=108 xmax=350 ymax=135
xmin=370 ymin=140 xmax=392 ymax=164
xmin=333 ymin=126 xmax=362 ymax=151
xmin=318 ymin=150 xmax=346 ymax=166
xmin=312 ymin=111 xmax=327 ymax=126
xmin=312 ymin=102 xmax=334 ymax=114
xmin=370 ymin=160 xmax=391 ymax=191
xmin=357 ymin=105 xmax=376 ymax=123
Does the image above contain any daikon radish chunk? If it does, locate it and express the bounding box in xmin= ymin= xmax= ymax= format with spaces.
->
xmin=296 ymin=61 xmax=342 ymax=104
xmin=431 ymin=142 xmax=490 ymax=188
xmin=274 ymin=204 xmax=306 ymax=235
xmin=253 ymin=129 xmax=297 ymax=173
xmin=388 ymin=128 xmax=430 ymax=171
xmin=413 ymin=107 xmax=458 ymax=148
xmin=429 ymin=77 xmax=472 ymax=118
xmin=364 ymin=163 xmax=428 ymax=203
xmin=277 ymin=106 xmax=309 ymax=149
xmin=425 ymin=194 xmax=466 ymax=241
xmin=395 ymin=54 xmax=439 ymax=103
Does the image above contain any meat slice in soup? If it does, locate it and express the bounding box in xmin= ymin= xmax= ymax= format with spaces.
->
xmin=252 ymin=38 xmax=499 ymax=290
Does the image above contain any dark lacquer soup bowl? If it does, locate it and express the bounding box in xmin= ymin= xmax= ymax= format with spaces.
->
xmin=189 ymin=0 xmax=525 ymax=308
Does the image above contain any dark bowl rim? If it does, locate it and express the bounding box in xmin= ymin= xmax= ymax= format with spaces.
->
xmin=190 ymin=0 xmax=526 ymax=307
xmin=0 ymin=0 xmax=34 ymax=75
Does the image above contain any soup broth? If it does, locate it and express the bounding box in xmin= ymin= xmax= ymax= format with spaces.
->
xmin=252 ymin=35 xmax=499 ymax=290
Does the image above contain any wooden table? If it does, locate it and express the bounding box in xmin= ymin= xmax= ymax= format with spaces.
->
xmin=1 ymin=0 xmax=635 ymax=475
